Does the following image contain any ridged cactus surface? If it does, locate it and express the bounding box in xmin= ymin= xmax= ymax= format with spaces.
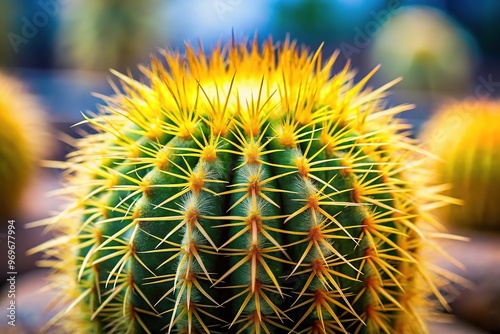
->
xmin=35 ymin=39 xmax=454 ymax=333
xmin=421 ymin=100 xmax=500 ymax=231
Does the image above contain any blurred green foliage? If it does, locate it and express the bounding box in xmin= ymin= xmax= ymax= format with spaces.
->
xmin=59 ymin=0 xmax=159 ymax=71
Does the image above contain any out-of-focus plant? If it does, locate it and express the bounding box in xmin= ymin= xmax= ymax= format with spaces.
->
xmin=421 ymin=100 xmax=500 ymax=231
xmin=0 ymin=73 xmax=51 ymax=219
xmin=371 ymin=6 xmax=476 ymax=95
xmin=58 ymin=0 xmax=159 ymax=71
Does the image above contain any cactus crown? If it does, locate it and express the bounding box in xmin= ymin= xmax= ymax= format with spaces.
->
xmin=34 ymin=38 xmax=454 ymax=333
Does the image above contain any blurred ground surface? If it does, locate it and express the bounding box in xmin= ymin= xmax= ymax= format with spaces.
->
xmin=434 ymin=228 xmax=500 ymax=333
xmin=429 ymin=321 xmax=488 ymax=333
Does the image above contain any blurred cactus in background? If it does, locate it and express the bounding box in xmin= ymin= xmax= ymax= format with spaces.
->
xmin=0 ymin=73 xmax=50 ymax=219
xmin=370 ymin=6 xmax=475 ymax=95
xmin=59 ymin=0 xmax=159 ymax=71
xmin=33 ymin=38 xmax=458 ymax=334
xmin=421 ymin=100 xmax=500 ymax=231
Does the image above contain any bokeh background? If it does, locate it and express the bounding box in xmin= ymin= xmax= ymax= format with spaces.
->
xmin=0 ymin=0 xmax=499 ymax=333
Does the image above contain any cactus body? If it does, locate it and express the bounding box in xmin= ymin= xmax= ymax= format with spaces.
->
xmin=35 ymin=39 xmax=453 ymax=333
xmin=421 ymin=100 xmax=500 ymax=231
xmin=0 ymin=73 xmax=49 ymax=218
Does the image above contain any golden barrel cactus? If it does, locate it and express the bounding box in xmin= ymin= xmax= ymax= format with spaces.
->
xmin=421 ymin=100 xmax=500 ymax=231
xmin=0 ymin=73 xmax=49 ymax=217
xmin=33 ymin=38 xmax=456 ymax=333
